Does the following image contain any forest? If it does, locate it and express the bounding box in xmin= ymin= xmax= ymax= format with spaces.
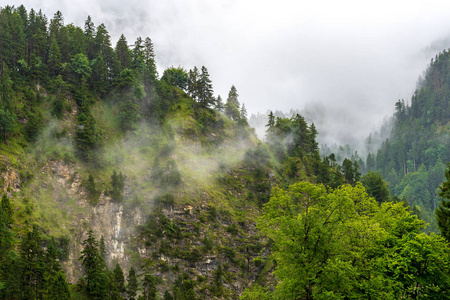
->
xmin=0 ymin=4 xmax=450 ymax=300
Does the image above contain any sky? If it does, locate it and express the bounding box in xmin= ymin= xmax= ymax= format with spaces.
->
xmin=14 ymin=0 xmax=450 ymax=146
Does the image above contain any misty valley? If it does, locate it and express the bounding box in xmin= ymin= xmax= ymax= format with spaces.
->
xmin=1 ymin=4 xmax=450 ymax=300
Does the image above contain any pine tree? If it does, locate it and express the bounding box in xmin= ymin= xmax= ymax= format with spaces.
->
xmin=113 ymin=262 xmax=126 ymax=296
xmin=1 ymin=194 xmax=13 ymax=228
xmin=436 ymin=163 xmax=450 ymax=242
xmin=111 ymin=170 xmax=125 ymax=202
xmin=266 ymin=111 xmax=275 ymax=128
xmin=215 ymin=95 xmax=224 ymax=112
xmin=20 ymin=225 xmax=45 ymax=299
xmin=144 ymin=37 xmax=158 ymax=84
xmin=127 ymin=266 xmax=139 ymax=300
xmin=238 ymin=103 xmax=248 ymax=126
xmin=80 ymin=229 xmax=108 ymax=299
xmin=99 ymin=235 xmax=106 ymax=261
xmin=143 ymin=273 xmax=157 ymax=300
xmin=188 ymin=67 xmax=200 ymax=101
xmin=84 ymin=15 xmax=96 ymax=60
xmin=198 ymin=66 xmax=214 ymax=108
xmin=225 ymin=85 xmax=240 ymax=121
xmin=132 ymin=36 xmax=145 ymax=73
xmin=48 ymin=35 xmax=62 ymax=77
xmin=47 ymin=271 xmax=70 ymax=300
xmin=116 ymin=34 xmax=131 ymax=70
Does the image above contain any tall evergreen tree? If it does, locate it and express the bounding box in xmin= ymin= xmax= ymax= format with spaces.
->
xmin=239 ymin=103 xmax=248 ymax=126
xmin=127 ymin=266 xmax=139 ymax=300
xmin=132 ymin=36 xmax=145 ymax=74
xmin=116 ymin=34 xmax=131 ymax=71
xmin=1 ymin=194 xmax=13 ymax=228
xmin=142 ymin=273 xmax=157 ymax=300
xmin=198 ymin=66 xmax=214 ymax=108
xmin=143 ymin=37 xmax=158 ymax=84
xmin=215 ymin=95 xmax=224 ymax=113
xmin=436 ymin=163 xmax=450 ymax=242
xmin=225 ymin=85 xmax=240 ymax=121
xmin=20 ymin=225 xmax=45 ymax=299
xmin=80 ymin=229 xmax=108 ymax=299
xmin=113 ymin=262 xmax=126 ymax=296
xmin=188 ymin=67 xmax=200 ymax=101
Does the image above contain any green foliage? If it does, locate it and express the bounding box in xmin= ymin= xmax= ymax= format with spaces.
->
xmin=85 ymin=174 xmax=100 ymax=203
xmin=361 ymin=170 xmax=391 ymax=203
xmin=75 ymin=110 xmax=99 ymax=161
xmin=247 ymin=181 xmax=450 ymax=299
xmin=162 ymin=67 xmax=189 ymax=90
xmin=110 ymin=170 xmax=125 ymax=202
xmin=113 ymin=262 xmax=126 ymax=295
xmin=80 ymin=229 xmax=108 ymax=299
xmin=436 ymin=163 xmax=450 ymax=242
xmin=371 ymin=51 xmax=450 ymax=230
xmin=173 ymin=272 xmax=196 ymax=300
xmin=127 ymin=266 xmax=138 ymax=300
xmin=0 ymin=108 xmax=15 ymax=144
xmin=225 ymin=85 xmax=240 ymax=121
xmin=71 ymin=53 xmax=92 ymax=79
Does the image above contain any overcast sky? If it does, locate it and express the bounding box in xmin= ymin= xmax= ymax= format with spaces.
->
xmin=15 ymin=0 xmax=450 ymax=145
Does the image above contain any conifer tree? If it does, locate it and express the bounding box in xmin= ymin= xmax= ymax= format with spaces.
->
xmin=84 ymin=15 xmax=96 ymax=60
xmin=132 ymin=36 xmax=145 ymax=73
xmin=225 ymin=85 xmax=240 ymax=121
xmin=215 ymin=95 xmax=224 ymax=113
xmin=188 ymin=67 xmax=200 ymax=101
xmin=143 ymin=273 xmax=157 ymax=300
xmin=113 ymin=262 xmax=126 ymax=296
xmin=127 ymin=266 xmax=139 ymax=300
xmin=239 ymin=103 xmax=248 ymax=126
xmin=198 ymin=66 xmax=214 ymax=108
xmin=111 ymin=170 xmax=125 ymax=202
xmin=48 ymin=35 xmax=62 ymax=76
xmin=1 ymin=194 xmax=13 ymax=228
xmin=47 ymin=271 xmax=70 ymax=300
xmin=20 ymin=225 xmax=45 ymax=299
xmin=80 ymin=229 xmax=108 ymax=299
xmin=99 ymin=235 xmax=106 ymax=261
xmin=436 ymin=163 xmax=450 ymax=242
xmin=144 ymin=37 xmax=158 ymax=84
xmin=266 ymin=111 xmax=275 ymax=128
xmin=116 ymin=34 xmax=131 ymax=70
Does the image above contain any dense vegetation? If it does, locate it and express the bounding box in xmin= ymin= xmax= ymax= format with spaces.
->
xmin=368 ymin=50 xmax=450 ymax=231
xmin=0 ymin=4 xmax=449 ymax=300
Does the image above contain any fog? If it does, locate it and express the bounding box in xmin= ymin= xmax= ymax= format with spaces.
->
xmin=16 ymin=0 xmax=450 ymax=146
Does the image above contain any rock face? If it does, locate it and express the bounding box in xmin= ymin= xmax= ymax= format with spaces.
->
xmin=41 ymin=160 xmax=147 ymax=283
xmin=0 ymin=157 xmax=21 ymax=195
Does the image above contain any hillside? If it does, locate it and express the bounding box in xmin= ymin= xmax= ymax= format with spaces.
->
xmin=1 ymin=5 xmax=450 ymax=300
xmin=0 ymin=5 xmax=329 ymax=299
xmin=370 ymin=50 xmax=450 ymax=231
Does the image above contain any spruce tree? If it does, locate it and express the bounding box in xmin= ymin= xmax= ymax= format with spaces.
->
xmin=198 ymin=66 xmax=214 ymax=108
xmin=20 ymin=225 xmax=45 ymax=299
xmin=127 ymin=266 xmax=139 ymax=300
xmin=143 ymin=272 xmax=157 ymax=300
xmin=225 ymin=85 xmax=240 ymax=121
xmin=116 ymin=34 xmax=131 ymax=70
xmin=1 ymin=194 xmax=13 ymax=228
xmin=111 ymin=170 xmax=125 ymax=202
xmin=80 ymin=229 xmax=108 ymax=299
xmin=144 ymin=37 xmax=158 ymax=83
xmin=436 ymin=163 xmax=450 ymax=242
xmin=188 ymin=67 xmax=200 ymax=101
xmin=215 ymin=95 xmax=224 ymax=113
xmin=113 ymin=262 xmax=126 ymax=296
